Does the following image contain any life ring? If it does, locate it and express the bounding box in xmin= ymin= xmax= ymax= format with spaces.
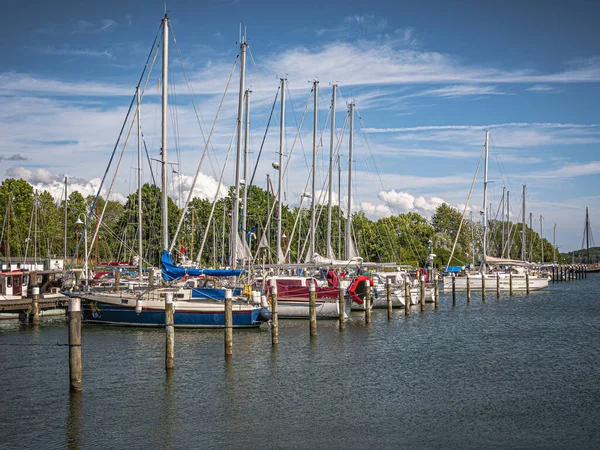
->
xmin=348 ymin=275 xmax=373 ymax=304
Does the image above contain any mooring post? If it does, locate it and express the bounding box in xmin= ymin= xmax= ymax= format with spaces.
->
xmin=309 ymin=281 xmax=317 ymax=336
xmin=404 ymin=281 xmax=410 ymax=316
xmin=115 ymin=270 xmax=121 ymax=292
xmin=452 ymin=273 xmax=456 ymax=306
xmin=338 ymin=285 xmax=345 ymax=331
xmin=165 ymin=292 xmax=175 ymax=368
xmin=433 ymin=273 xmax=439 ymax=309
xmin=526 ymin=272 xmax=530 ymax=294
xmin=224 ymin=289 xmax=233 ymax=356
xmin=420 ymin=275 xmax=425 ymax=312
xmin=365 ymin=283 xmax=371 ymax=324
xmin=149 ymin=268 xmax=155 ymax=288
xmin=466 ymin=274 xmax=471 ymax=304
xmin=68 ymin=297 xmax=82 ymax=393
xmin=509 ymin=272 xmax=513 ymax=295
xmin=386 ymin=279 xmax=393 ymax=320
xmin=270 ymin=285 xmax=278 ymax=346
xmin=481 ymin=274 xmax=486 ymax=302
xmin=31 ymin=286 xmax=40 ymax=325
xmin=585 ymin=265 xmax=587 ymax=279
xmin=496 ymin=274 xmax=500 ymax=298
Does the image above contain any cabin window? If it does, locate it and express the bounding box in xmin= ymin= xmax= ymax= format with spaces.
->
xmin=23 ymin=275 xmax=29 ymax=286
xmin=120 ymin=299 xmax=129 ymax=305
xmin=14 ymin=277 xmax=20 ymax=287
xmin=176 ymin=293 xmax=185 ymax=299
xmin=7 ymin=276 xmax=12 ymax=288
xmin=184 ymin=281 xmax=195 ymax=289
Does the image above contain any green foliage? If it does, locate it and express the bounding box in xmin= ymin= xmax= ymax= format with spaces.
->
xmin=0 ymin=177 xmax=572 ymax=270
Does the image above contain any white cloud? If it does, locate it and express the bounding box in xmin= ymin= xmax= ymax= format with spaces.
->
xmin=378 ymin=189 xmax=446 ymax=216
xmin=528 ymin=161 xmax=600 ymax=179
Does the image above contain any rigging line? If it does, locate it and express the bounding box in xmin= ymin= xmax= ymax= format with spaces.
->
xmin=446 ymin=144 xmax=486 ymax=268
xmin=170 ymin=53 xmax=240 ymax=252
xmin=168 ymin=20 xmax=210 ymax=147
xmin=68 ymin=23 xmax=161 ymax=271
xmin=248 ymin=87 xmax=279 ymax=188
xmin=195 ymin=122 xmax=239 ymax=263
xmin=287 ymin=84 xmax=312 ymax=172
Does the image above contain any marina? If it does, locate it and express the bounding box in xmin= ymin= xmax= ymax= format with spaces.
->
xmin=1 ymin=272 xmax=599 ymax=449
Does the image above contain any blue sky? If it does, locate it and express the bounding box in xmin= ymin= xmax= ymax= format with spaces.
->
xmin=1 ymin=0 xmax=599 ymax=252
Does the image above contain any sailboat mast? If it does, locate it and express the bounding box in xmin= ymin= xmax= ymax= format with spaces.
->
xmin=345 ymin=102 xmax=355 ymax=260
xmin=309 ymin=80 xmax=319 ymax=260
xmin=482 ymin=131 xmax=489 ymax=267
xmin=327 ymin=85 xmax=336 ymax=258
xmin=160 ymin=14 xmax=169 ymax=254
xmin=521 ymin=184 xmax=526 ymax=261
xmin=137 ymin=86 xmax=143 ymax=283
xmin=277 ymin=78 xmax=286 ymax=265
xmin=231 ymin=39 xmax=247 ymax=269
xmin=507 ymin=191 xmax=511 ymax=258
xmin=553 ymin=223 xmax=557 ymax=264
xmin=501 ymin=186 xmax=505 ymax=257
xmin=586 ymin=206 xmax=590 ymax=264
xmin=63 ymin=175 xmax=68 ymax=269
xmin=540 ymin=214 xmax=544 ymax=263
xmin=242 ymin=88 xmax=250 ymax=256
xmin=337 ymin=153 xmax=341 ymax=259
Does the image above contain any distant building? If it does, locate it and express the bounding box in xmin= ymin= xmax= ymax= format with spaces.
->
xmin=0 ymin=257 xmax=64 ymax=272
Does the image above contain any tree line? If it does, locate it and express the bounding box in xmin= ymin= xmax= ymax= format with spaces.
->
xmin=0 ymin=177 xmax=566 ymax=269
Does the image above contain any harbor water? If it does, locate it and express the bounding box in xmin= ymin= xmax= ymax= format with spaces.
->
xmin=1 ymin=275 xmax=599 ymax=449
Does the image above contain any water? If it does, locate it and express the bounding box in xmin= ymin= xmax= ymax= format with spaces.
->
xmin=1 ymin=276 xmax=599 ymax=449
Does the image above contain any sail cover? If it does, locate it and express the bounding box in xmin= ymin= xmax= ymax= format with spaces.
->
xmin=161 ymin=250 xmax=244 ymax=281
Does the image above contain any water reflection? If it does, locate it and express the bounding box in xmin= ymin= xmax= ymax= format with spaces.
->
xmin=65 ymin=392 xmax=82 ymax=450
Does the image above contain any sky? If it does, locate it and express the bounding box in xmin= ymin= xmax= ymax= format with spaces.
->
xmin=1 ymin=0 xmax=599 ymax=253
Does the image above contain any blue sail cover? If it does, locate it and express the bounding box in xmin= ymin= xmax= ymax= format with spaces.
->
xmin=161 ymin=250 xmax=244 ymax=281
xmin=444 ymin=265 xmax=463 ymax=273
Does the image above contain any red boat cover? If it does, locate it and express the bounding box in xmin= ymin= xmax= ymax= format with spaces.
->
xmin=348 ymin=276 xmax=373 ymax=304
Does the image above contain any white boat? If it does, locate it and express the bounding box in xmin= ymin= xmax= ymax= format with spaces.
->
xmin=443 ymin=268 xmax=549 ymax=292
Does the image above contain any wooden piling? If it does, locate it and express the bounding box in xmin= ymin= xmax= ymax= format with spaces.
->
xmin=270 ymin=285 xmax=278 ymax=345
xmin=309 ymin=282 xmax=317 ymax=336
xmin=404 ymin=281 xmax=410 ymax=316
xmin=585 ymin=265 xmax=587 ymax=279
xmin=365 ymin=283 xmax=371 ymax=325
xmin=338 ymin=285 xmax=345 ymax=330
xmin=481 ymin=274 xmax=486 ymax=302
xmin=224 ymin=289 xmax=233 ymax=356
xmin=386 ymin=279 xmax=393 ymax=320
xmin=31 ymin=286 xmax=40 ymax=325
xmin=509 ymin=272 xmax=513 ymax=295
xmin=434 ymin=273 xmax=439 ymax=309
xmin=452 ymin=273 xmax=456 ymax=306
xmin=165 ymin=292 xmax=175 ymax=368
xmin=114 ymin=270 xmax=121 ymax=292
xmin=466 ymin=274 xmax=471 ymax=304
xmin=526 ymin=272 xmax=530 ymax=294
xmin=420 ymin=275 xmax=425 ymax=312
xmin=496 ymin=274 xmax=500 ymax=298
xmin=68 ymin=297 xmax=82 ymax=393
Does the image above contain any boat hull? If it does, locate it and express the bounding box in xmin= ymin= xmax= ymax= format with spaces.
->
xmin=73 ymin=293 xmax=265 ymax=328
xmin=443 ymin=274 xmax=549 ymax=291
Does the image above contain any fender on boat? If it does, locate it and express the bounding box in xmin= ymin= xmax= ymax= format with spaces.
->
xmin=348 ymin=276 xmax=373 ymax=304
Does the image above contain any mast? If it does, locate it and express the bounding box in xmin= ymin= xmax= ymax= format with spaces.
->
xmin=63 ymin=175 xmax=68 ymax=269
xmin=231 ymin=38 xmax=247 ymax=269
xmin=327 ymin=84 xmax=337 ymax=259
xmin=586 ymin=206 xmax=590 ymax=264
xmin=337 ymin=153 xmax=341 ymax=259
xmin=309 ymin=80 xmax=319 ymax=261
xmin=345 ymin=102 xmax=355 ymax=260
xmin=501 ymin=186 xmax=505 ymax=257
xmin=266 ymin=174 xmax=270 ymax=258
xmin=482 ymin=131 xmax=489 ymax=268
xmin=137 ymin=86 xmax=143 ymax=283
xmin=540 ymin=214 xmax=544 ymax=263
xmin=160 ymin=14 xmax=169 ymax=255
xmin=277 ymin=78 xmax=286 ymax=265
xmin=553 ymin=223 xmax=557 ymax=264
xmin=241 ymin=88 xmax=251 ymax=259
xmin=521 ymin=184 xmax=526 ymax=261
xmin=507 ymin=190 xmax=510 ymax=258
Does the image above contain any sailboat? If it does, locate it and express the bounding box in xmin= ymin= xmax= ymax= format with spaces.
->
xmin=62 ymin=13 xmax=269 ymax=328
xmin=442 ymin=131 xmax=549 ymax=292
